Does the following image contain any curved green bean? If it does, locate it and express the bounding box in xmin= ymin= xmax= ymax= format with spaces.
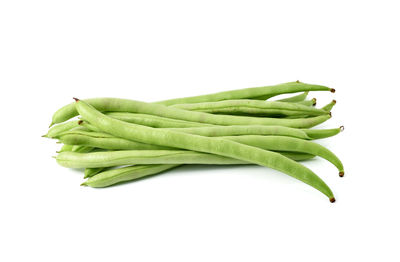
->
xmin=156 ymin=81 xmax=332 ymax=106
xmin=322 ymin=100 xmax=336 ymax=112
xmin=74 ymin=99 xmax=335 ymax=201
xmin=44 ymin=120 xmax=80 ymax=138
xmin=227 ymin=135 xmax=344 ymax=175
xmin=303 ymin=127 xmax=343 ymax=140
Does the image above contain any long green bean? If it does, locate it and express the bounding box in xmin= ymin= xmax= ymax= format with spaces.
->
xmin=155 ymin=81 xmax=333 ymax=106
xmin=83 ymin=151 xmax=317 ymax=188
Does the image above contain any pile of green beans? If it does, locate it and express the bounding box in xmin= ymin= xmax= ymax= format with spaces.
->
xmin=44 ymin=81 xmax=344 ymax=203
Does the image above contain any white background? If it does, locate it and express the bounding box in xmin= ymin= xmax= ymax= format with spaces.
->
xmin=1 ymin=1 xmax=399 ymax=261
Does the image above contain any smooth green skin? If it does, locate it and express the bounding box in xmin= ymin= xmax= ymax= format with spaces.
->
xmin=170 ymin=100 xmax=327 ymax=116
xmin=74 ymin=100 xmax=335 ymax=201
xmin=155 ymin=81 xmax=332 ymax=106
xmin=105 ymin=112 xmax=215 ymax=128
xmin=56 ymin=135 xmax=343 ymax=174
xmin=44 ymin=120 xmax=80 ymax=138
xmin=49 ymin=82 xmax=332 ymax=126
xmin=166 ymin=125 xmax=311 ymax=139
xmin=52 ymin=98 xmax=331 ymax=128
xmin=322 ymin=100 xmax=336 ymax=112
xmin=83 ymin=151 xmax=317 ymax=188
xmin=56 ymin=130 xmax=171 ymax=150
xmin=277 ymin=92 xmax=309 ymax=102
xmin=303 ymin=127 xmax=342 ymax=139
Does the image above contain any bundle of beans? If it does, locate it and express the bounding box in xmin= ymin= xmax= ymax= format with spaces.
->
xmin=44 ymin=81 xmax=344 ymax=203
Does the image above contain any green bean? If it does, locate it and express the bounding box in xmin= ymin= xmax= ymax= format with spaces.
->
xmin=156 ymin=81 xmax=333 ymax=106
xmin=277 ymin=92 xmax=309 ymax=102
xmin=322 ymin=100 xmax=336 ymax=112
xmin=105 ymin=112 xmax=214 ymax=128
xmin=166 ymin=125 xmax=311 ymax=139
xmin=82 ymin=151 xmax=317 ymax=188
xmin=44 ymin=120 xmax=80 ymax=138
xmin=57 ymin=130 xmax=172 ymax=150
xmin=303 ymin=126 xmax=344 ymax=140
xmin=74 ymin=99 xmax=335 ymax=201
xmin=170 ymin=100 xmax=327 ymax=116
xmin=227 ymin=135 xmax=344 ymax=175
xmin=82 ymin=150 xmax=316 ymax=188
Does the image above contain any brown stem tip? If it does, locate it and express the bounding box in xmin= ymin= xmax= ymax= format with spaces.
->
xmin=330 ymin=197 xmax=336 ymax=203
xmin=330 ymin=88 xmax=336 ymax=93
xmin=312 ymin=98 xmax=317 ymax=106
xmin=332 ymin=99 xmax=337 ymax=104
xmin=73 ymin=97 xmax=80 ymax=102
xmin=329 ymin=112 xmax=332 ymax=117
xmin=78 ymin=120 xmax=83 ymax=125
xmin=340 ymin=126 xmax=345 ymax=131
xmin=339 ymin=172 xmax=344 ymax=177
